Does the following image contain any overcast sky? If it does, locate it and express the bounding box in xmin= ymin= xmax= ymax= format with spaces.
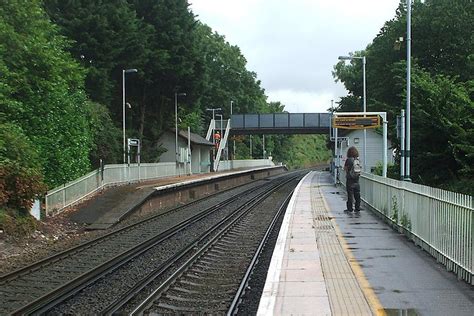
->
xmin=190 ymin=0 xmax=401 ymax=113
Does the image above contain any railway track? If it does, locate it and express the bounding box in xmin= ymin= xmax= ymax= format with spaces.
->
xmin=102 ymin=174 xmax=297 ymax=315
xmin=1 ymin=171 xmax=301 ymax=315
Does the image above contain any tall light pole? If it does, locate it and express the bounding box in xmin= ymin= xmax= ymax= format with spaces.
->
xmin=405 ymin=0 xmax=412 ymax=181
xmin=123 ymin=68 xmax=138 ymax=164
xmin=338 ymin=55 xmax=367 ymax=171
xmin=175 ymin=92 xmax=186 ymax=163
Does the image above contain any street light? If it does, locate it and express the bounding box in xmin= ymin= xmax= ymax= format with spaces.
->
xmin=123 ymin=68 xmax=138 ymax=164
xmin=175 ymin=92 xmax=186 ymax=163
xmin=405 ymin=0 xmax=412 ymax=181
xmin=338 ymin=55 xmax=367 ymax=171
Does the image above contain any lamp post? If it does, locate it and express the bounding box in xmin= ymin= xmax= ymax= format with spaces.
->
xmin=123 ymin=68 xmax=138 ymax=164
xmin=338 ymin=55 xmax=367 ymax=171
xmin=175 ymin=92 xmax=186 ymax=163
xmin=405 ymin=0 xmax=412 ymax=181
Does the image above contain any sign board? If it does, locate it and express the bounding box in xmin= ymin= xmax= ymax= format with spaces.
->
xmin=332 ymin=115 xmax=380 ymax=129
xmin=128 ymin=138 xmax=140 ymax=146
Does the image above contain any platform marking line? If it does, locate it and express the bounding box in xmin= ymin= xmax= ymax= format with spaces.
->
xmin=256 ymin=171 xmax=314 ymax=315
xmin=311 ymin=171 xmax=375 ymax=316
xmin=316 ymin=172 xmax=386 ymax=316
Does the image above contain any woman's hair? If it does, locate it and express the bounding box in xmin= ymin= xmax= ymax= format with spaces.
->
xmin=347 ymin=146 xmax=359 ymax=158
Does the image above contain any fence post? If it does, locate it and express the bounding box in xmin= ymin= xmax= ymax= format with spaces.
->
xmin=100 ymin=159 xmax=105 ymax=188
xmin=471 ymin=204 xmax=474 ymax=285
xmin=62 ymin=183 xmax=66 ymax=211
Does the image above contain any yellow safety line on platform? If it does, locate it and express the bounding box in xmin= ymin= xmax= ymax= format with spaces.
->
xmin=319 ymin=184 xmax=387 ymax=316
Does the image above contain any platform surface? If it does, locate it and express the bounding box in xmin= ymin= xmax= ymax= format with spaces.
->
xmin=68 ymin=167 xmax=263 ymax=230
xmin=258 ymin=171 xmax=474 ymax=316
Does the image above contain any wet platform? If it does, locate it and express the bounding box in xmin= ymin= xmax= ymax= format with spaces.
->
xmin=258 ymin=171 xmax=474 ymax=316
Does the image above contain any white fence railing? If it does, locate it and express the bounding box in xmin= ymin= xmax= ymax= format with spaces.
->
xmin=359 ymin=172 xmax=473 ymax=285
xmin=218 ymin=159 xmax=274 ymax=171
xmin=45 ymin=160 xmax=274 ymax=217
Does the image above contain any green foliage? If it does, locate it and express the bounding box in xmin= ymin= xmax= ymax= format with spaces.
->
xmin=391 ymin=195 xmax=398 ymax=222
xmin=43 ymin=0 xmax=272 ymax=163
xmin=0 ymin=123 xmax=46 ymax=213
xmin=373 ymin=162 xmax=399 ymax=179
xmin=86 ymin=101 xmax=122 ymax=167
xmin=0 ymin=0 xmax=92 ymax=187
xmin=272 ymin=135 xmax=332 ymax=169
xmin=400 ymin=213 xmax=411 ymax=231
xmin=332 ymin=0 xmax=474 ymax=193
xmin=0 ymin=208 xmax=37 ymax=238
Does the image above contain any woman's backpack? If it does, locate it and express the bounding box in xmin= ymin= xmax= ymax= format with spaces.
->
xmin=349 ymin=157 xmax=362 ymax=179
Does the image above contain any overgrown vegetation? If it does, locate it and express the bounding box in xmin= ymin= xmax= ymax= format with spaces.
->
xmin=0 ymin=123 xmax=44 ymax=237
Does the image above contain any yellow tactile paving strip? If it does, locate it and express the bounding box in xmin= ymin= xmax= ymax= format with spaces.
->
xmin=258 ymin=171 xmax=382 ymax=315
xmin=311 ymin=171 xmax=374 ymax=316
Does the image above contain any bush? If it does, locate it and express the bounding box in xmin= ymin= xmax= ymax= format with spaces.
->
xmin=0 ymin=123 xmax=46 ymax=215
xmin=373 ymin=162 xmax=399 ymax=179
xmin=0 ymin=161 xmax=46 ymax=213
xmin=0 ymin=208 xmax=37 ymax=238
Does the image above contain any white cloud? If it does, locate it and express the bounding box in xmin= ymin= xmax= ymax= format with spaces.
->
xmin=267 ymin=84 xmax=347 ymax=113
xmin=190 ymin=0 xmax=400 ymax=111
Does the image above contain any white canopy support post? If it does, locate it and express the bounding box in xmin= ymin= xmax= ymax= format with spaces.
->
xmin=382 ymin=113 xmax=388 ymax=177
xmin=334 ymin=127 xmax=338 ymax=185
xmin=188 ymin=126 xmax=192 ymax=175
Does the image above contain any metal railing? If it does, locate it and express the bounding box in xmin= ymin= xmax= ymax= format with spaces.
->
xmin=358 ymin=173 xmax=473 ymax=285
xmin=45 ymin=160 xmax=274 ymax=217
xmin=217 ymin=159 xmax=274 ymax=171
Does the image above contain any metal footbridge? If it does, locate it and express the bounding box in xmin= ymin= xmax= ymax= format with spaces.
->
xmin=206 ymin=113 xmax=332 ymax=171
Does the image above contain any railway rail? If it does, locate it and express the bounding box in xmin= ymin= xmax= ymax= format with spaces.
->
xmin=1 ymin=171 xmax=302 ymax=315
xmin=109 ymin=176 xmax=296 ymax=315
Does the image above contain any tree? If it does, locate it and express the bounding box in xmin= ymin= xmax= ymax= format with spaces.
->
xmin=0 ymin=0 xmax=93 ymax=187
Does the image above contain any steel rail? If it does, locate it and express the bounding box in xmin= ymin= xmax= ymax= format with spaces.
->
xmin=6 ymin=179 xmax=276 ymax=315
xmin=1 ymin=181 xmax=244 ymax=283
xmin=227 ymin=190 xmax=293 ymax=315
xmin=129 ymin=175 xmax=299 ymax=315
xmin=103 ymin=175 xmax=298 ymax=315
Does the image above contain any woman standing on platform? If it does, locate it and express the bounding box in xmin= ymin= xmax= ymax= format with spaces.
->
xmin=344 ymin=146 xmax=362 ymax=212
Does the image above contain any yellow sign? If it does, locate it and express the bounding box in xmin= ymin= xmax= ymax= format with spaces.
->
xmin=332 ymin=115 xmax=380 ymax=129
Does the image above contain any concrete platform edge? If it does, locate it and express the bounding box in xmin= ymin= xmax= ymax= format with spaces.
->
xmin=256 ymin=171 xmax=314 ymax=315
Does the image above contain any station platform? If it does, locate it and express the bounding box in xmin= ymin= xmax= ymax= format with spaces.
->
xmin=68 ymin=166 xmax=283 ymax=230
xmin=258 ymin=171 xmax=474 ymax=316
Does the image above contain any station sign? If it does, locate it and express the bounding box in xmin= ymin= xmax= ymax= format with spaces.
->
xmin=128 ymin=138 xmax=140 ymax=146
xmin=332 ymin=115 xmax=380 ymax=129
